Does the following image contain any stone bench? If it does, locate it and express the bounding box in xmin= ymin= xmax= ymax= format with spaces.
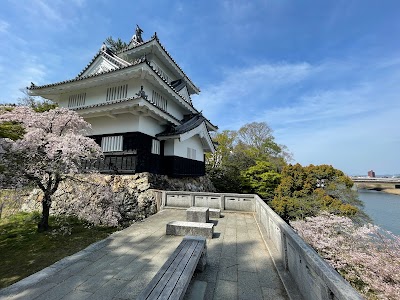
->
xmin=186 ymin=207 xmax=209 ymax=223
xmin=209 ymin=208 xmax=221 ymax=218
xmin=137 ymin=236 xmax=207 ymax=300
xmin=166 ymin=221 xmax=214 ymax=239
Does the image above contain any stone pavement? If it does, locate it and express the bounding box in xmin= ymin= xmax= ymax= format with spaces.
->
xmin=0 ymin=209 xmax=289 ymax=300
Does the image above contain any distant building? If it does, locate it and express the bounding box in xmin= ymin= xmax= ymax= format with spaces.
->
xmin=368 ymin=170 xmax=376 ymax=178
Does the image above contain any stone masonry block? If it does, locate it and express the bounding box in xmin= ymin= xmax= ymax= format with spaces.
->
xmin=166 ymin=221 xmax=214 ymax=239
xmin=209 ymin=208 xmax=221 ymax=218
xmin=187 ymin=207 xmax=209 ymax=223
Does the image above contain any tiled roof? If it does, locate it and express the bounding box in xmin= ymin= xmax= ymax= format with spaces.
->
xmin=117 ymin=35 xmax=154 ymax=53
xmin=28 ymin=56 xmax=146 ymax=91
xmin=77 ymin=48 xmax=131 ymax=78
xmin=157 ymin=114 xmax=207 ymax=137
xmin=29 ymin=34 xmax=199 ymax=96
xmin=145 ymin=61 xmax=198 ymax=113
xmin=119 ymin=34 xmax=200 ymax=93
xmin=28 ymin=55 xmax=199 ymax=117
xmin=156 ymin=113 xmax=216 ymax=152
xmin=72 ymin=95 xmax=181 ymax=123
xmin=170 ymin=79 xmax=186 ymax=92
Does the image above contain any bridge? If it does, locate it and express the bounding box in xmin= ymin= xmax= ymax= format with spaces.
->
xmin=351 ymin=177 xmax=400 ymax=190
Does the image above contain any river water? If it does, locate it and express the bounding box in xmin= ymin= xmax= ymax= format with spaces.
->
xmin=358 ymin=189 xmax=400 ymax=236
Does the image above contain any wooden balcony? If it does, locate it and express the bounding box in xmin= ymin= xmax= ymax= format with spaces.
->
xmin=82 ymin=152 xmax=137 ymax=174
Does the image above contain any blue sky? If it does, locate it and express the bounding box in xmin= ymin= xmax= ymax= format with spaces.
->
xmin=0 ymin=0 xmax=399 ymax=175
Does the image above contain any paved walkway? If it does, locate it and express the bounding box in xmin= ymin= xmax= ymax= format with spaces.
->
xmin=0 ymin=209 xmax=289 ymax=300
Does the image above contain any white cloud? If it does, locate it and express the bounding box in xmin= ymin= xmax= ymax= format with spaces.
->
xmin=0 ymin=52 xmax=47 ymax=103
xmin=13 ymin=0 xmax=86 ymax=32
xmin=0 ymin=20 xmax=9 ymax=33
xmin=195 ymin=57 xmax=400 ymax=174
xmin=194 ymin=61 xmax=313 ymax=128
xmin=36 ymin=0 xmax=63 ymax=21
xmin=283 ymin=107 xmax=400 ymax=175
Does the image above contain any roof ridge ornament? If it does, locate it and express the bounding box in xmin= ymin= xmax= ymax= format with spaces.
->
xmin=135 ymin=86 xmax=148 ymax=100
xmin=100 ymin=43 xmax=108 ymax=52
xmin=130 ymin=24 xmax=144 ymax=46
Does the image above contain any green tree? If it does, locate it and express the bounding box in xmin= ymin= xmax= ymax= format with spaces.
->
xmin=0 ymin=106 xmax=25 ymax=140
xmin=18 ymin=91 xmax=57 ymax=112
xmin=105 ymin=36 xmax=128 ymax=53
xmin=237 ymin=122 xmax=292 ymax=171
xmin=206 ymin=122 xmax=291 ymax=195
xmin=270 ymin=164 xmax=366 ymax=222
xmin=241 ymin=161 xmax=281 ymax=200
xmin=206 ymin=130 xmax=243 ymax=192
xmin=0 ymin=121 xmax=25 ymax=140
xmin=206 ymin=130 xmax=236 ymax=169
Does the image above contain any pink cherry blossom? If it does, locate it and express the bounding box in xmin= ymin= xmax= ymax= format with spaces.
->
xmin=0 ymin=106 xmax=103 ymax=231
xmin=291 ymin=213 xmax=400 ymax=299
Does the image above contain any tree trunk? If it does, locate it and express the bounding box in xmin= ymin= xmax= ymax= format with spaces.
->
xmin=38 ymin=194 xmax=51 ymax=232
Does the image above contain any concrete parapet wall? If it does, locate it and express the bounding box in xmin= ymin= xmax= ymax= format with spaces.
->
xmin=158 ymin=190 xmax=363 ymax=300
xmin=253 ymin=195 xmax=363 ymax=300
xmin=160 ymin=190 xmax=255 ymax=211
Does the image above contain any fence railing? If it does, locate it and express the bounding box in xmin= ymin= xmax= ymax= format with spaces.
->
xmin=81 ymin=154 xmax=137 ymax=174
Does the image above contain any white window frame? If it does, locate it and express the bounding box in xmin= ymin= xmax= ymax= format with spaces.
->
xmin=151 ymin=139 xmax=160 ymax=155
xmin=187 ymin=147 xmax=196 ymax=160
xmin=101 ymin=135 xmax=123 ymax=152
xmin=106 ymin=84 xmax=128 ymax=102
xmin=68 ymin=92 xmax=86 ymax=108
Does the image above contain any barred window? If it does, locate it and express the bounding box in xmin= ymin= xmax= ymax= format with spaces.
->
xmin=68 ymin=92 xmax=86 ymax=107
xmin=187 ymin=147 xmax=196 ymax=160
xmin=106 ymin=84 xmax=128 ymax=102
xmin=151 ymin=139 xmax=160 ymax=155
xmin=151 ymin=90 xmax=168 ymax=111
xmin=101 ymin=135 xmax=123 ymax=152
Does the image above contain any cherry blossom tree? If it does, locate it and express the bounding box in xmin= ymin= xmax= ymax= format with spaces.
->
xmin=0 ymin=107 xmax=102 ymax=231
xmin=291 ymin=213 xmax=400 ymax=299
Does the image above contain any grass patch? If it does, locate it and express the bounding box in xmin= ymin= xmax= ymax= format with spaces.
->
xmin=0 ymin=212 xmax=118 ymax=289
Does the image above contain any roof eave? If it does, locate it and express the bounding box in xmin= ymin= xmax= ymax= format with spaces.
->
xmin=28 ymin=59 xmax=147 ymax=95
xmin=121 ymin=37 xmax=200 ymax=94
xmin=157 ymin=121 xmax=215 ymax=153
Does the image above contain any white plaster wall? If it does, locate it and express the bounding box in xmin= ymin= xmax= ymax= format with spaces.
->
xmin=163 ymin=140 xmax=175 ymax=156
xmin=163 ymin=136 xmax=204 ymax=162
xmin=178 ymin=86 xmax=191 ymax=103
xmin=57 ymin=98 xmax=68 ymax=108
xmin=58 ymin=79 xmax=142 ymax=109
xmin=150 ymin=56 xmax=177 ymax=82
xmin=126 ymin=79 xmax=144 ymax=98
xmin=86 ymin=113 xmax=139 ymax=135
xmin=147 ymin=83 xmax=185 ymax=121
xmin=167 ymin=97 xmax=185 ymax=120
xmin=57 ymin=77 xmax=189 ymax=124
xmin=138 ymin=116 xmax=164 ymax=137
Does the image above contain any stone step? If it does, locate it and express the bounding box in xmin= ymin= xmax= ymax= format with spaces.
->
xmin=166 ymin=221 xmax=214 ymax=239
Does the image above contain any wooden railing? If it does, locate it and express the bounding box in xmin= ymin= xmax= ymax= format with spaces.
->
xmin=81 ymin=154 xmax=137 ymax=174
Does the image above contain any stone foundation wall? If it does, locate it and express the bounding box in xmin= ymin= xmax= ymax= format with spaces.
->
xmin=22 ymin=173 xmax=215 ymax=226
